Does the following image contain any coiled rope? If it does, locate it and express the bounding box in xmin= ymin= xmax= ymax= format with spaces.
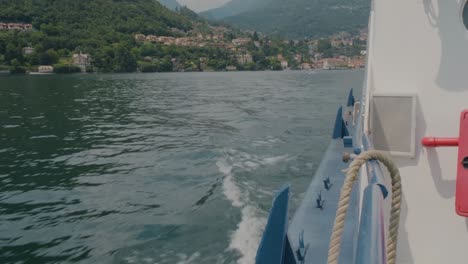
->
xmin=327 ymin=150 xmax=402 ymax=264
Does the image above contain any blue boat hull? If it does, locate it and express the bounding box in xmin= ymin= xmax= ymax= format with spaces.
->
xmin=256 ymin=95 xmax=361 ymax=264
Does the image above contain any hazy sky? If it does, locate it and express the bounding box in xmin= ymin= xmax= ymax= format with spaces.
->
xmin=177 ymin=0 xmax=230 ymax=12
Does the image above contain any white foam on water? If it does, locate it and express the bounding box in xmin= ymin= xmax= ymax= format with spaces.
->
xmin=142 ymin=257 xmax=154 ymax=263
xmin=217 ymin=159 xmax=244 ymax=208
xmin=260 ymin=155 xmax=290 ymax=165
xmin=243 ymin=161 xmax=259 ymax=169
xmin=252 ymin=137 xmax=284 ymax=147
xmin=175 ymin=252 xmax=201 ymax=264
xmin=228 ymin=206 xmax=267 ymax=264
xmin=217 ymin=149 xmax=289 ymax=264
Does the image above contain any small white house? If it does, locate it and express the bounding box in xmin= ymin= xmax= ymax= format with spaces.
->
xmin=280 ymin=60 xmax=288 ymax=69
xmin=301 ymin=63 xmax=312 ymax=70
xmin=38 ymin=65 xmax=54 ymax=73
xmin=236 ymin=54 xmax=253 ymax=65
xmin=22 ymin=47 xmax=34 ymax=56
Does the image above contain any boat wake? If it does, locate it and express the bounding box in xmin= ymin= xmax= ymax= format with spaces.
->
xmin=229 ymin=206 xmax=266 ymax=264
xmin=217 ymin=149 xmax=290 ymax=264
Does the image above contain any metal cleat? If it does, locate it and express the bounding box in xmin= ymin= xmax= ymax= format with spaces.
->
xmin=316 ymin=191 xmax=324 ymax=210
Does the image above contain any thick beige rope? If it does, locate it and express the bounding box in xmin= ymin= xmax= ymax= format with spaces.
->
xmin=327 ymin=150 xmax=402 ymax=264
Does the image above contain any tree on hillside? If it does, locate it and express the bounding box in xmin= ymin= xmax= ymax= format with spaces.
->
xmin=317 ymin=39 xmax=332 ymax=52
xmin=113 ymin=44 xmax=137 ymax=72
xmin=253 ymin=31 xmax=259 ymax=41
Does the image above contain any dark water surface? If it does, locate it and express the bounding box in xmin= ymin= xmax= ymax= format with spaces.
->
xmin=0 ymin=71 xmax=363 ymax=264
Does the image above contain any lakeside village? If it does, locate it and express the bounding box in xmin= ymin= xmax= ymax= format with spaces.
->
xmin=0 ymin=22 xmax=367 ymax=74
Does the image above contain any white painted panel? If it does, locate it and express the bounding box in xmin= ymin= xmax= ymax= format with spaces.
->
xmin=364 ymin=0 xmax=468 ymax=263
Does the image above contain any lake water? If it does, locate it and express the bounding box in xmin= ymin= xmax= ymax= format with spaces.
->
xmin=0 ymin=70 xmax=363 ymax=264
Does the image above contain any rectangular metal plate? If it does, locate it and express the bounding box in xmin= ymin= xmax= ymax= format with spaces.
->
xmin=371 ymin=94 xmax=416 ymax=157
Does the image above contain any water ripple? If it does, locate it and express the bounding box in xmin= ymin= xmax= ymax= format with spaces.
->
xmin=0 ymin=71 xmax=364 ymax=263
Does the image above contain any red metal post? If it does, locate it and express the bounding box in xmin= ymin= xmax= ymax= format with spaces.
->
xmin=421 ymin=137 xmax=459 ymax=147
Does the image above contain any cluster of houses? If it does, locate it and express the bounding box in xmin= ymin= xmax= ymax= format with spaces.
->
xmin=135 ymin=33 xmax=254 ymax=51
xmin=276 ymin=54 xmax=365 ymax=70
xmin=315 ymin=57 xmax=365 ymax=70
xmin=2 ymin=18 xmax=366 ymax=73
xmin=222 ymin=53 xmax=365 ymax=71
xmin=0 ymin=23 xmax=33 ymax=31
xmin=135 ymin=31 xmax=366 ymax=71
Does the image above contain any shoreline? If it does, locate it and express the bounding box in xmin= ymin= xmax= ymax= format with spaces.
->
xmin=0 ymin=68 xmax=364 ymax=76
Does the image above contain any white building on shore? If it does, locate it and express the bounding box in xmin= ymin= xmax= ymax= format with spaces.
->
xmin=72 ymin=53 xmax=92 ymax=72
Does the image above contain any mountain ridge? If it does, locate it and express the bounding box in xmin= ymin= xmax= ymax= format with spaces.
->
xmin=199 ymin=0 xmax=269 ymax=20
xmin=157 ymin=0 xmax=181 ymax=10
xmin=201 ymin=0 xmax=370 ymax=39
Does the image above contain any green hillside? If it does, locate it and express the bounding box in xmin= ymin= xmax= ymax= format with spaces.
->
xmin=0 ymin=0 xmax=198 ymax=72
xmin=0 ymin=0 xmax=351 ymax=73
xmin=0 ymin=0 xmax=192 ymax=49
xmin=203 ymin=0 xmax=370 ymax=39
